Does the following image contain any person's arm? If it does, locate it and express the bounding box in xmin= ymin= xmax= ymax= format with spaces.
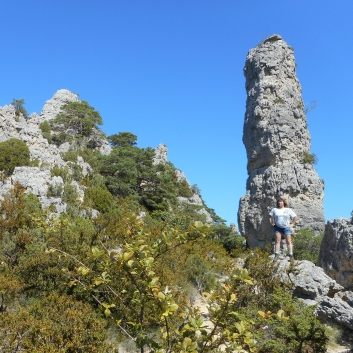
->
xmin=269 ymin=216 xmax=275 ymax=226
xmin=290 ymin=216 xmax=297 ymax=228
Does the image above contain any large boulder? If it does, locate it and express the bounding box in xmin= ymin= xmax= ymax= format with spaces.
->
xmin=276 ymin=258 xmax=353 ymax=331
xmin=277 ymin=259 xmax=343 ymax=304
xmin=318 ymin=218 xmax=353 ymax=290
xmin=238 ymin=34 xmax=325 ymax=248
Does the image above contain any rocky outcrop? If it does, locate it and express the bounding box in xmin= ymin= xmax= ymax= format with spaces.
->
xmin=316 ymin=293 xmax=353 ymax=330
xmin=318 ymin=218 xmax=353 ymax=290
xmin=238 ymin=34 xmax=325 ymax=248
xmin=0 ymin=166 xmax=67 ymax=213
xmin=277 ymin=259 xmax=343 ymax=304
xmin=276 ymin=258 xmax=353 ymax=330
xmin=40 ymin=89 xmax=79 ymax=122
xmin=0 ymin=105 xmax=66 ymax=167
xmin=153 ymin=143 xmax=168 ymax=165
xmin=0 ymin=90 xmax=99 ymax=212
xmin=153 ymin=144 xmax=214 ymax=224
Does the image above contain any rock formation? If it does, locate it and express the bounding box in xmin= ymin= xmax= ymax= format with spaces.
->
xmin=40 ymin=89 xmax=79 ymax=122
xmin=318 ymin=218 xmax=353 ymax=290
xmin=238 ymin=34 xmax=325 ymax=248
xmin=153 ymin=144 xmax=214 ymax=224
xmin=276 ymin=258 xmax=353 ymax=330
xmin=153 ymin=143 xmax=168 ymax=165
xmin=0 ymin=90 xmax=93 ymax=212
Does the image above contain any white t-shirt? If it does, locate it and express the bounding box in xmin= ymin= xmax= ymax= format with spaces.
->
xmin=269 ymin=207 xmax=297 ymax=228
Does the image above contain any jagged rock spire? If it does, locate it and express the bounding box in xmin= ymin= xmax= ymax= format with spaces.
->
xmin=238 ymin=35 xmax=325 ymax=248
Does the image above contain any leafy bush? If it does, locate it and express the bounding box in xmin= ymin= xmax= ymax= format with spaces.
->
xmin=294 ymin=228 xmax=323 ymax=263
xmin=84 ymin=186 xmax=114 ymax=213
xmin=39 ymin=120 xmax=52 ymax=143
xmin=0 ymin=138 xmax=30 ymax=175
xmin=0 ymin=293 xmax=110 ymax=353
xmin=185 ymin=254 xmax=216 ymax=292
xmin=50 ymin=165 xmax=69 ymax=181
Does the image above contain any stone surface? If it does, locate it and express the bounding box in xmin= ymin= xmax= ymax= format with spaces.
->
xmin=153 ymin=143 xmax=168 ymax=165
xmin=0 ymin=166 xmax=67 ymax=213
xmin=238 ymin=34 xmax=325 ymax=248
xmin=316 ymin=294 xmax=353 ymax=331
xmin=318 ymin=218 xmax=353 ymax=290
xmin=275 ymin=257 xmax=353 ymax=331
xmin=277 ymin=259 xmax=343 ymax=303
xmin=40 ymin=89 xmax=79 ymax=122
xmin=0 ymin=104 xmax=66 ymax=167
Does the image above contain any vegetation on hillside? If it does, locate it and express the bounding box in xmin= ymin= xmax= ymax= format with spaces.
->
xmin=0 ymin=138 xmax=30 ymax=175
xmin=0 ymin=97 xmax=330 ymax=352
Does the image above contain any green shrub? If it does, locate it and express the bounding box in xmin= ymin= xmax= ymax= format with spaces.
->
xmin=51 ymin=165 xmax=69 ymax=181
xmin=177 ymin=179 xmax=193 ymax=198
xmin=303 ymin=151 xmax=318 ymax=165
xmin=29 ymin=158 xmax=40 ymax=167
xmin=47 ymin=184 xmax=63 ymax=197
xmin=39 ymin=121 xmax=52 ymax=143
xmin=0 ymin=138 xmax=30 ymax=175
xmin=61 ymin=150 xmax=79 ymax=162
xmin=294 ymin=228 xmax=323 ymax=264
xmin=11 ymin=99 xmax=28 ymax=119
xmin=185 ymin=254 xmax=216 ymax=292
xmin=84 ymin=186 xmax=114 ymax=213
xmin=274 ymin=97 xmax=285 ymax=104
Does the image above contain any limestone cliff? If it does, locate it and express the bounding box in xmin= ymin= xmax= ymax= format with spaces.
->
xmin=318 ymin=218 xmax=353 ymax=290
xmin=238 ymin=35 xmax=325 ymax=248
xmin=0 ymin=90 xmax=92 ymax=212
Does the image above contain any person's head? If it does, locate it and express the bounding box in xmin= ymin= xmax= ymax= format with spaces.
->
xmin=276 ymin=198 xmax=288 ymax=208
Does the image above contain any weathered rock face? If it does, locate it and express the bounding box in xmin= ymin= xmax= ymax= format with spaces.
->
xmin=238 ymin=34 xmax=325 ymax=248
xmin=276 ymin=258 xmax=353 ymax=330
xmin=153 ymin=143 xmax=168 ymax=165
xmin=40 ymin=89 xmax=79 ymax=122
xmin=0 ymin=90 xmax=94 ymax=212
xmin=318 ymin=218 xmax=353 ymax=290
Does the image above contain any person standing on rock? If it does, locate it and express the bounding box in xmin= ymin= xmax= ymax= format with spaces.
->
xmin=269 ymin=198 xmax=297 ymax=259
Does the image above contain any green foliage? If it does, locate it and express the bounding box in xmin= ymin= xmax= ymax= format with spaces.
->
xmin=0 ymin=138 xmax=30 ymax=175
xmin=108 ymin=132 xmax=137 ymax=147
xmin=302 ymin=151 xmax=318 ymax=165
xmin=51 ymin=100 xmax=103 ymax=143
xmin=0 ymin=293 xmax=110 ymax=352
xmin=177 ymin=178 xmax=193 ymax=198
xmin=257 ymin=287 xmax=327 ymax=352
xmin=11 ymin=98 xmax=28 ymax=119
xmin=185 ymin=254 xmax=216 ymax=292
xmin=84 ymin=186 xmax=115 ymax=213
xmin=294 ymin=228 xmax=323 ymax=263
xmin=51 ymin=165 xmax=69 ymax=181
xmin=47 ymin=184 xmax=63 ymax=197
xmin=61 ymin=150 xmax=79 ymax=162
xmin=98 ymin=146 xmax=182 ymax=212
xmin=39 ymin=120 xmax=52 ymax=143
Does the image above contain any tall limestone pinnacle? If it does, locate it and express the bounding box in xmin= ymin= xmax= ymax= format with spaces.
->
xmin=238 ymin=34 xmax=325 ymax=248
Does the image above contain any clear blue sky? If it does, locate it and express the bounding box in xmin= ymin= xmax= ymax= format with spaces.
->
xmin=1 ymin=1 xmax=352 ymax=225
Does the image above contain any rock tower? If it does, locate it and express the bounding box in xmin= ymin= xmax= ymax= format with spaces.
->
xmin=238 ymin=34 xmax=325 ymax=248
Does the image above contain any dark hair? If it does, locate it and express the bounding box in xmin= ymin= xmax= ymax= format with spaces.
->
xmin=276 ymin=198 xmax=288 ymax=208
